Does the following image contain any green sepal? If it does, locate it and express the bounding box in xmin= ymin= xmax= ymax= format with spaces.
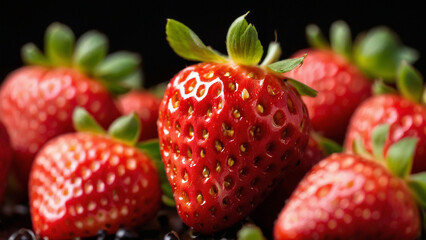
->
xmin=74 ymin=30 xmax=108 ymax=74
xmin=260 ymin=41 xmax=282 ymax=66
xmin=330 ymin=20 xmax=352 ymax=61
xmin=407 ymin=172 xmax=426 ymax=208
xmin=136 ymin=139 xmax=175 ymax=206
xmin=386 ymin=137 xmax=418 ymax=179
xmin=396 ymin=61 xmax=424 ymax=103
xmin=286 ymin=78 xmax=318 ymax=97
xmin=372 ymin=79 xmax=397 ymax=95
xmin=72 ymin=107 xmax=106 ymax=134
xmin=423 ymin=87 xmax=426 ymax=105
xmin=21 ymin=43 xmax=50 ymax=66
xmin=93 ymin=51 xmax=141 ymax=82
xmin=166 ymin=19 xmax=227 ymax=63
xmin=45 ymin=22 xmax=75 ymax=66
xmin=371 ymin=123 xmax=390 ymax=162
xmin=352 ymin=138 xmax=373 ymax=160
xmin=306 ymin=24 xmax=329 ymax=49
xmin=105 ymin=70 xmax=144 ymax=95
xmin=312 ymin=132 xmax=343 ymax=156
xmin=353 ymin=26 xmax=419 ymax=82
xmin=226 ymin=12 xmax=263 ymax=66
xmin=268 ymin=55 xmax=306 ymax=73
xmin=237 ymin=224 xmax=266 ymax=240
xmin=108 ymin=112 xmax=140 ymax=146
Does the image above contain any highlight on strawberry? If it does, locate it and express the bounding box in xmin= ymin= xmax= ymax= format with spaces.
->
xmin=158 ymin=12 xmax=317 ymax=235
xmin=285 ymin=20 xmax=418 ymax=143
xmin=29 ymin=107 xmax=165 ymax=239
xmin=344 ymin=62 xmax=426 ymax=173
xmin=274 ymin=123 xmax=425 ymax=239
xmin=0 ymin=22 xmax=142 ymax=190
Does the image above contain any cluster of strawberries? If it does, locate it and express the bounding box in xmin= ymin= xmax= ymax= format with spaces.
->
xmin=1 ymin=12 xmax=425 ymax=240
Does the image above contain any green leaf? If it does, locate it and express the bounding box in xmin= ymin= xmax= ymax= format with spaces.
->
xmin=237 ymin=224 xmax=266 ymax=240
xmin=226 ymin=12 xmax=263 ymax=66
xmin=407 ymin=172 xmax=426 ymax=207
xmin=21 ymin=43 xmax=50 ymax=66
xmin=268 ymin=55 xmax=306 ymax=73
xmin=396 ymin=61 xmax=424 ymax=103
xmin=353 ymin=26 xmax=419 ymax=82
xmin=74 ymin=30 xmax=108 ymax=74
xmin=372 ymin=79 xmax=397 ymax=95
xmin=260 ymin=41 xmax=282 ymax=66
xmin=423 ymin=87 xmax=426 ymax=105
xmin=330 ymin=20 xmax=352 ymax=60
xmin=108 ymin=113 xmax=140 ymax=145
xmin=386 ymin=137 xmax=418 ymax=179
xmin=312 ymin=132 xmax=343 ymax=156
xmin=45 ymin=22 xmax=75 ymax=66
xmin=306 ymin=24 xmax=329 ymax=49
xmin=104 ymin=70 xmax=143 ymax=95
xmin=93 ymin=51 xmax=141 ymax=81
xmin=352 ymin=138 xmax=373 ymax=160
xmin=72 ymin=107 xmax=105 ymax=134
xmin=286 ymin=78 xmax=318 ymax=97
xmin=371 ymin=123 xmax=390 ymax=161
xmin=166 ymin=19 xmax=227 ymax=63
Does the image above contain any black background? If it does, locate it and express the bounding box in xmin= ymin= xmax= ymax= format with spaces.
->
xmin=1 ymin=0 xmax=425 ymax=88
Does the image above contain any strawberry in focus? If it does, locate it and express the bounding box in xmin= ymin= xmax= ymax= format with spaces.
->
xmin=274 ymin=124 xmax=424 ymax=240
xmin=29 ymin=108 xmax=161 ymax=239
xmin=0 ymin=23 xmax=142 ymax=189
xmin=158 ymin=13 xmax=317 ymax=234
xmin=285 ymin=21 xmax=418 ymax=143
xmin=344 ymin=62 xmax=426 ymax=173
xmin=0 ymin=121 xmax=13 ymax=205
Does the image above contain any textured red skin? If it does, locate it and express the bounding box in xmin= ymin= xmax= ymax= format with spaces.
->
xmin=285 ymin=49 xmax=372 ymax=143
xmin=344 ymin=94 xmax=426 ymax=173
xmin=274 ymin=153 xmax=421 ymax=240
xmin=0 ymin=121 xmax=13 ymax=204
xmin=251 ymin=135 xmax=325 ymax=234
xmin=157 ymin=62 xmax=310 ymax=234
xmin=116 ymin=90 xmax=161 ymax=141
xmin=0 ymin=66 xmax=121 ymax=189
xmin=29 ymin=132 xmax=162 ymax=240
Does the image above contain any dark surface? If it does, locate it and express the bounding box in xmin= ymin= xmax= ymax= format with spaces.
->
xmin=1 ymin=0 xmax=425 ymax=87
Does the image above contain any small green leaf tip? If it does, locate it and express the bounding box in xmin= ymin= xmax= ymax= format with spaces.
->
xmin=21 ymin=43 xmax=50 ymax=66
xmin=287 ymin=78 xmax=318 ymax=97
xmin=352 ymin=138 xmax=373 ymax=160
xmin=396 ymin=61 xmax=424 ymax=103
xmin=226 ymin=12 xmax=263 ymax=66
xmin=108 ymin=113 xmax=141 ymax=146
xmin=312 ymin=132 xmax=343 ymax=156
xmin=372 ymin=79 xmax=397 ymax=96
xmin=72 ymin=107 xmax=106 ymax=134
xmin=330 ymin=20 xmax=352 ymax=60
xmin=45 ymin=22 xmax=75 ymax=66
xmin=371 ymin=123 xmax=390 ymax=162
xmin=268 ymin=55 xmax=306 ymax=73
xmin=74 ymin=30 xmax=108 ymax=74
xmin=166 ymin=19 xmax=227 ymax=63
xmin=306 ymin=24 xmax=329 ymax=49
xmin=237 ymin=224 xmax=266 ymax=240
xmin=260 ymin=41 xmax=282 ymax=66
xmin=386 ymin=137 xmax=418 ymax=179
xmin=407 ymin=172 xmax=426 ymax=208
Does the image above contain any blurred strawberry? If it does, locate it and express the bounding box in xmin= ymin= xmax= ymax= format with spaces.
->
xmin=0 ymin=121 xmax=13 ymax=205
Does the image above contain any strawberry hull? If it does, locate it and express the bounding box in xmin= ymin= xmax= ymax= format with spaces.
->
xmin=158 ymin=62 xmax=310 ymax=234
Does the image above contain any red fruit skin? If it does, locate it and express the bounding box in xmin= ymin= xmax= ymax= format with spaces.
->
xmin=344 ymin=94 xmax=426 ymax=173
xmin=274 ymin=153 xmax=421 ymax=240
xmin=0 ymin=66 xmax=121 ymax=188
xmin=251 ymin=134 xmax=324 ymax=234
xmin=0 ymin=121 xmax=13 ymax=204
xmin=29 ymin=133 xmax=162 ymax=240
xmin=116 ymin=90 xmax=161 ymax=141
xmin=157 ymin=62 xmax=310 ymax=234
xmin=285 ymin=49 xmax=372 ymax=143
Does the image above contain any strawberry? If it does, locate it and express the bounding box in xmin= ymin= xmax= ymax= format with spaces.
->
xmin=116 ymin=90 xmax=161 ymax=141
xmin=29 ymin=107 xmax=162 ymax=239
xmin=0 ymin=23 xmax=142 ymax=189
xmin=0 ymin=120 xmax=13 ymax=205
xmin=344 ymin=62 xmax=426 ymax=173
xmin=158 ymin=13 xmax=317 ymax=234
xmin=274 ymin=124 xmax=425 ymax=239
xmin=285 ymin=21 xmax=418 ymax=143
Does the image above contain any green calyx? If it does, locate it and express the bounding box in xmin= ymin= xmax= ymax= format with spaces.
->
xmin=166 ymin=12 xmax=317 ymax=97
xmin=306 ymin=21 xmax=419 ymax=82
xmin=22 ymin=22 xmax=142 ymax=94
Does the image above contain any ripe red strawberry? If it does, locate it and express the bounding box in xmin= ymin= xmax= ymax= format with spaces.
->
xmin=285 ymin=21 xmax=418 ymax=143
xmin=116 ymin=90 xmax=161 ymax=141
xmin=29 ymin=108 xmax=161 ymax=239
xmin=158 ymin=13 xmax=317 ymax=234
xmin=0 ymin=121 xmax=13 ymax=205
xmin=0 ymin=23 xmax=142 ymax=189
xmin=274 ymin=124 xmax=426 ymax=239
xmin=344 ymin=62 xmax=426 ymax=173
